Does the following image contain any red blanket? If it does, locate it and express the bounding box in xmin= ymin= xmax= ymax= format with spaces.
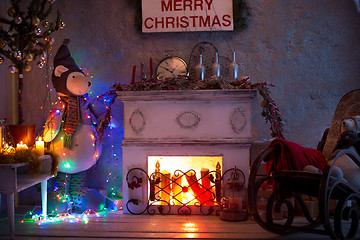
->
xmin=264 ymin=138 xmax=326 ymax=175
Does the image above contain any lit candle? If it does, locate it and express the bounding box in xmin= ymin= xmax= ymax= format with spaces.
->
xmin=0 ymin=127 xmax=2 ymax=151
xmin=16 ymin=141 xmax=28 ymax=150
xmin=36 ymin=137 xmax=45 ymax=155
xmin=131 ymin=65 xmax=136 ymax=84
xmin=149 ymin=57 xmax=153 ymax=77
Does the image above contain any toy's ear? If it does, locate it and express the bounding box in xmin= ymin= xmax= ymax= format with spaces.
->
xmin=54 ymin=65 xmax=69 ymax=77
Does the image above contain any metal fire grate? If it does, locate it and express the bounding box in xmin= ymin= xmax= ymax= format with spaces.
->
xmin=126 ymin=166 xmax=245 ymax=215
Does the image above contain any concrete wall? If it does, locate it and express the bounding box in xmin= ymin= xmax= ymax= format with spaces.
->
xmin=0 ymin=0 xmax=360 ymax=200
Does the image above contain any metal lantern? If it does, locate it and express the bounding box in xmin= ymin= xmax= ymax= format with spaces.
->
xmin=220 ymin=167 xmax=248 ymax=221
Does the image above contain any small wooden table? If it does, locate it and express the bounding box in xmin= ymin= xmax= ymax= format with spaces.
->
xmin=0 ymin=155 xmax=53 ymax=239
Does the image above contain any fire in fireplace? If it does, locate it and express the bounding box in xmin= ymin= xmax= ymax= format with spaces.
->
xmin=148 ymin=156 xmax=222 ymax=206
xmin=126 ymin=160 xmax=248 ymax=218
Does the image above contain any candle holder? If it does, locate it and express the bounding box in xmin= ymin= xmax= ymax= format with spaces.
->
xmin=195 ymin=54 xmax=205 ymax=81
xmin=211 ymin=52 xmax=221 ymax=79
xmin=229 ymin=52 xmax=239 ymax=81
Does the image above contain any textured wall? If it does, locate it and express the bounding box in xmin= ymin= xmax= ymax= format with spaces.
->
xmin=1 ymin=0 xmax=360 ymax=197
xmin=50 ymin=0 xmax=360 ymax=147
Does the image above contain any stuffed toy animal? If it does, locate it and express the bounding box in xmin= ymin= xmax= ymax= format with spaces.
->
xmin=303 ymin=116 xmax=360 ymax=182
xmin=331 ymin=117 xmax=359 ymax=154
xmin=329 ymin=116 xmax=360 ymax=191
xmin=43 ymin=39 xmax=111 ymax=213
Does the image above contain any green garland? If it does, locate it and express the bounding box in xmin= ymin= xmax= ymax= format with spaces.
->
xmin=126 ymin=0 xmax=250 ymax=32
xmin=0 ymin=148 xmax=59 ymax=176
xmin=110 ymin=76 xmax=284 ymax=139
xmin=0 ymin=149 xmax=41 ymax=176
xmin=45 ymin=149 xmax=59 ymax=176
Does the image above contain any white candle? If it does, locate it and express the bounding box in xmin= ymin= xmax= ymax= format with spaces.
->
xmin=36 ymin=137 xmax=45 ymax=155
xmin=16 ymin=141 xmax=28 ymax=150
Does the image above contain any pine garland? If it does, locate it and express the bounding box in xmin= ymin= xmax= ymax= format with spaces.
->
xmin=0 ymin=149 xmax=41 ymax=176
xmin=93 ymin=76 xmax=283 ymax=147
xmin=94 ymin=92 xmax=117 ymax=143
xmin=45 ymin=149 xmax=59 ymax=176
xmin=0 ymin=148 xmax=59 ymax=176
xmin=109 ymin=76 xmax=284 ymax=139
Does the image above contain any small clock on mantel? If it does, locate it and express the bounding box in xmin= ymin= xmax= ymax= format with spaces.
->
xmin=155 ymin=56 xmax=188 ymax=80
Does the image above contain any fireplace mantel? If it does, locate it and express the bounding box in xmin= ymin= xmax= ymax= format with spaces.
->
xmin=117 ymin=89 xmax=257 ymax=214
xmin=117 ymin=89 xmax=257 ymax=101
xmin=117 ymin=89 xmax=257 ymax=141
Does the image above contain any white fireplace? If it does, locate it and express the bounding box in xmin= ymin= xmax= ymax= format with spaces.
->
xmin=117 ymin=89 xmax=256 ymax=214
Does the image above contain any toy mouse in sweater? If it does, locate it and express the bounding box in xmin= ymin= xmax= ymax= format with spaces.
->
xmin=43 ymin=39 xmax=112 ymax=213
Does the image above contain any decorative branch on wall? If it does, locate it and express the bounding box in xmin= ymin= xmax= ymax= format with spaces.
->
xmin=0 ymin=0 xmax=64 ymax=124
xmin=126 ymin=0 xmax=250 ymax=32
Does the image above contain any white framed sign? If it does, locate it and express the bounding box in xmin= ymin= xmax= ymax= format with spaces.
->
xmin=142 ymin=0 xmax=234 ymax=33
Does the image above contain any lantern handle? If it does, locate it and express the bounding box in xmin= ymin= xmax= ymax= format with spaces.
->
xmin=222 ymin=167 xmax=246 ymax=185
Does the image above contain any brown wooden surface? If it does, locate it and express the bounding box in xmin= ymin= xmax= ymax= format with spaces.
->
xmin=0 ymin=206 xmax=348 ymax=239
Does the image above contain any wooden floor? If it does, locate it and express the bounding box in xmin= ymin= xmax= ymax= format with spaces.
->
xmin=0 ymin=206 xmax=355 ymax=239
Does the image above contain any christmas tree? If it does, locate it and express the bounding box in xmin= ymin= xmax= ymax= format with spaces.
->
xmin=0 ymin=0 xmax=64 ymax=124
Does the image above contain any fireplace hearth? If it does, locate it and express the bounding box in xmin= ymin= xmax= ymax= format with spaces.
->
xmin=117 ymin=89 xmax=256 ymax=214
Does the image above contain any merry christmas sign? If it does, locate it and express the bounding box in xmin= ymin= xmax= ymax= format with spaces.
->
xmin=142 ymin=0 xmax=234 ymax=33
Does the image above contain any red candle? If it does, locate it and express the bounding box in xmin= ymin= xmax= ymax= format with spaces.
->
xmin=149 ymin=57 xmax=153 ymax=77
xmin=131 ymin=65 xmax=136 ymax=84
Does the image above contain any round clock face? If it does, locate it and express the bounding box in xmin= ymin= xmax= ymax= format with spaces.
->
xmin=156 ymin=56 xmax=188 ymax=80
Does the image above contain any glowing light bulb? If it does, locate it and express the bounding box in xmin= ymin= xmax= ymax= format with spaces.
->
xmin=62 ymin=161 xmax=72 ymax=170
